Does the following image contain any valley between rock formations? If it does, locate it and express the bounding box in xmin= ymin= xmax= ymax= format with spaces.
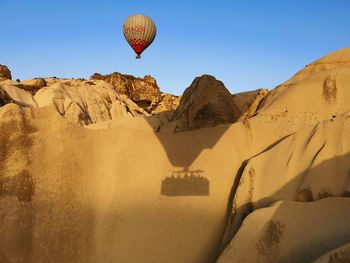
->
xmin=1 ymin=48 xmax=350 ymax=263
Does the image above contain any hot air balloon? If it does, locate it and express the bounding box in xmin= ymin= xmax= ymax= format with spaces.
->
xmin=123 ymin=14 xmax=157 ymax=59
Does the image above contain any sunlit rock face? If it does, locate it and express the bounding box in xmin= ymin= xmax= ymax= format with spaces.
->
xmin=20 ymin=78 xmax=47 ymax=93
xmin=34 ymin=78 xmax=149 ymax=125
xmin=152 ymin=93 xmax=181 ymax=114
xmin=218 ymin=47 xmax=350 ymax=261
xmin=0 ymin=80 xmax=38 ymax=107
xmin=232 ymin=88 xmax=268 ymax=121
xmin=90 ymin=72 xmax=162 ymax=113
xmin=0 ymin=72 xmax=180 ymax=126
xmin=0 ymin=88 xmax=15 ymax=106
xmin=0 ymin=64 xmax=12 ymax=80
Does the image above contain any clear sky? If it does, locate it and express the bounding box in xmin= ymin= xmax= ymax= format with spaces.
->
xmin=2 ymin=0 xmax=350 ymax=95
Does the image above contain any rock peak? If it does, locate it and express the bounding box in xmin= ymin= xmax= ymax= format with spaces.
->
xmin=171 ymin=74 xmax=241 ymax=132
xmin=0 ymin=65 xmax=12 ymax=80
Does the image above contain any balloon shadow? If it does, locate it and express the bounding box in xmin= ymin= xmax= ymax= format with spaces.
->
xmin=161 ymin=169 xmax=209 ymax=196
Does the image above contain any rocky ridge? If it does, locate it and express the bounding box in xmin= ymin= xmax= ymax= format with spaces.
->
xmin=0 ymin=71 xmax=181 ymax=126
xmin=90 ymin=72 xmax=165 ymax=113
xmin=0 ymin=69 xmax=268 ymax=130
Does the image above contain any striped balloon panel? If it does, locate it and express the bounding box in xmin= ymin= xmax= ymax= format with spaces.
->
xmin=123 ymin=14 xmax=156 ymax=55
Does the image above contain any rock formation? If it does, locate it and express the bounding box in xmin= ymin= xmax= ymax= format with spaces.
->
xmin=0 ymin=70 xmax=266 ymax=130
xmin=90 ymin=72 xmax=162 ymax=113
xmin=313 ymin=243 xmax=350 ymax=263
xmin=152 ymin=93 xmax=181 ymax=114
xmin=0 ymin=64 xmax=12 ymax=80
xmin=21 ymin=78 xmax=47 ymax=91
xmin=0 ymin=80 xmax=38 ymax=107
xmin=170 ymin=75 xmax=242 ymax=132
xmin=35 ymin=78 xmax=150 ymax=125
xmin=0 ymin=70 xmax=180 ymax=126
xmin=0 ymin=88 xmax=15 ymax=106
xmin=218 ymin=47 xmax=350 ymax=261
xmin=232 ymin=89 xmax=268 ymax=120
xmin=1 ymin=48 xmax=350 ymax=263
xmin=217 ymin=198 xmax=350 ymax=263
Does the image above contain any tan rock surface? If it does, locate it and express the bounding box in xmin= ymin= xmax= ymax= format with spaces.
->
xmin=255 ymin=48 xmax=350 ymax=132
xmin=0 ymin=87 xmax=15 ymax=106
xmin=0 ymin=74 xmax=171 ymax=126
xmin=217 ymin=198 xmax=350 ymax=263
xmin=90 ymin=72 xmax=161 ymax=113
xmin=0 ymin=80 xmax=38 ymax=107
xmin=232 ymin=89 xmax=268 ymax=120
xmin=21 ymin=78 xmax=47 ymax=92
xmin=220 ymin=112 xmax=350 ymax=251
xmin=34 ymin=78 xmax=147 ymax=125
xmin=0 ymin=103 xmax=250 ymax=263
xmin=1 ymin=48 xmax=350 ymax=263
xmin=312 ymin=242 xmax=350 ymax=263
xmin=232 ymin=47 xmax=350 ymax=158
xmin=170 ymin=75 xmax=242 ymax=132
xmin=218 ymin=48 xmax=350 ymax=256
xmin=0 ymin=65 xmax=12 ymax=80
xmin=152 ymin=93 xmax=180 ymax=115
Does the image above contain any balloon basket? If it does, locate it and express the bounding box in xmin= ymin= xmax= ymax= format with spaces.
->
xmin=136 ymin=54 xmax=141 ymax=59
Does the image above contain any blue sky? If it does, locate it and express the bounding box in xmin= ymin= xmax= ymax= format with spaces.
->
xmin=2 ymin=0 xmax=350 ymax=95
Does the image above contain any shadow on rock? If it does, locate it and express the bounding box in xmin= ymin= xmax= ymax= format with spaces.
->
xmin=161 ymin=169 xmax=209 ymax=196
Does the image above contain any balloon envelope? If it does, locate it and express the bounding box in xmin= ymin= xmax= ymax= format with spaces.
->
xmin=123 ymin=14 xmax=157 ymax=59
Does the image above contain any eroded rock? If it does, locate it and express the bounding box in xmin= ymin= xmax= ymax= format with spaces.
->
xmin=171 ymin=75 xmax=242 ymax=132
xmin=90 ymin=72 xmax=161 ymax=113
xmin=0 ymin=65 xmax=12 ymax=80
